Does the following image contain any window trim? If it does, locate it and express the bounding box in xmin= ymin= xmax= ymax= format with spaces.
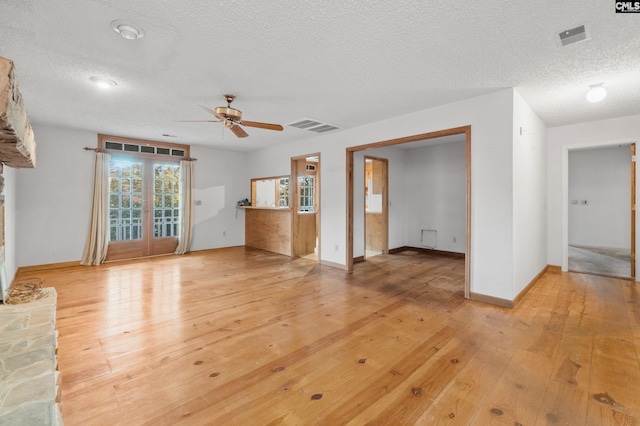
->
xmin=98 ymin=134 xmax=190 ymax=160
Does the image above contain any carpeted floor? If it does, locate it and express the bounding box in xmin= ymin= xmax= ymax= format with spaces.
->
xmin=568 ymin=245 xmax=632 ymax=278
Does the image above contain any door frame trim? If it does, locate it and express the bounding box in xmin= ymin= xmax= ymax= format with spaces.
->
xmin=346 ymin=125 xmax=472 ymax=299
xmin=291 ymin=153 xmax=321 ymax=261
xmin=98 ymin=132 xmax=189 ymax=262
xmin=562 ymin=139 xmax=638 ymax=281
xmin=632 ymin=143 xmax=636 ymax=277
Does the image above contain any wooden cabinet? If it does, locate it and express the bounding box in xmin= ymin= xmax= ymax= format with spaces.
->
xmin=242 ymin=207 xmax=317 ymax=258
xmin=292 ymin=212 xmax=316 ymax=257
xmin=243 ymin=207 xmax=292 ymax=256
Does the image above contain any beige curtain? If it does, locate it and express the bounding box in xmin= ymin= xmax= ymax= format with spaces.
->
xmin=81 ymin=152 xmax=111 ymax=265
xmin=175 ymin=159 xmax=194 ymax=254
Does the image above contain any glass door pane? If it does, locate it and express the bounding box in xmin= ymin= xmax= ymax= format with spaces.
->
xmin=153 ymin=163 xmax=181 ymax=238
xmin=299 ymin=176 xmax=315 ymax=212
xmin=109 ymin=159 xmax=144 ymax=242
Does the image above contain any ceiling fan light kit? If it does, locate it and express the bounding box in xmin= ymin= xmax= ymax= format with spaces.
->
xmin=216 ymin=95 xmax=244 ymax=124
xmin=182 ymin=94 xmax=284 ymax=138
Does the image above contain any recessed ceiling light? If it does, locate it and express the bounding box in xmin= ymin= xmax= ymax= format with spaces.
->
xmin=111 ymin=19 xmax=145 ymax=40
xmin=586 ymin=83 xmax=606 ymax=103
xmin=90 ymin=76 xmax=117 ymax=89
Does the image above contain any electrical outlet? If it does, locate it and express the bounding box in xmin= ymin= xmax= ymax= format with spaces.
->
xmin=334 ymin=244 xmax=339 ymax=251
xmin=453 ymin=237 xmax=457 ymax=243
xmin=223 ymin=231 xmax=226 ymax=236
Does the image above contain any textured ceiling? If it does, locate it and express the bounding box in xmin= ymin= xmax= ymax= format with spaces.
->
xmin=1 ymin=0 xmax=639 ymax=151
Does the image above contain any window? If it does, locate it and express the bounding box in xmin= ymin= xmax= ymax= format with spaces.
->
xmin=279 ymin=177 xmax=289 ymax=207
xmin=299 ymin=176 xmax=315 ymax=212
xmin=104 ymin=140 xmax=186 ymax=157
xmin=108 ymin=159 xmax=182 ymax=242
xmin=109 ymin=159 xmax=143 ymax=241
xmin=250 ymin=176 xmax=290 ymax=208
xmin=153 ymin=163 xmax=181 ymax=238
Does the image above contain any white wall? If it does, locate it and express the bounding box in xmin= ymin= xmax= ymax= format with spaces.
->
xmin=512 ymin=90 xmax=547 ymax=295
xmin=255 ymin=179 xmax=276 ymax=208
xmin=14 ymin=124 xmax=248 ymax=268
xmin=547 ymin=114 xmax=640 ymax=267
xmin=404 ymin=141 xmax=466 ymax=253
xmin=190 ymin=144 xmax=247 ymax=250
xmin=3 ymin=166 xmax=17 ymax=285
xmin=16 ymin=124 xmax=95 ymax=267
xmin=248 ymin=88 xmax=515 ymax=300
xmin=568 ymin=146 xmax=630 ymax=249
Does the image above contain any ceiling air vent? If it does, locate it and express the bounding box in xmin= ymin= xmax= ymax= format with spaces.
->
xmin=557 ymin=25 xmax=589 ymax=47
xmin=287 ymin=118 xmax=341 ymax=133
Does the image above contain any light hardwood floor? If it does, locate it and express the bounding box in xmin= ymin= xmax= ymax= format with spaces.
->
xmin=15 ymin=247 xmax=640 ymax=425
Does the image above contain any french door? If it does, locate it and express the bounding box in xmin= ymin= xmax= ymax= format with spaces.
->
xmin=106 ymin=157 xmax=180 ymax=261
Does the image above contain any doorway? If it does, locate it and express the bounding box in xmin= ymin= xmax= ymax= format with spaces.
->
xmin=106 ymin=157 xmax=180 ymax=261
xmin=291 ymin=154 xmax=320 ymax=261
xmin=567 ymin=143 xmax=635 ymax=278
xmin=364 ymin=156 xmax=388 ymax=258
xmin=346 ymin=125 xmax=471 ymax=298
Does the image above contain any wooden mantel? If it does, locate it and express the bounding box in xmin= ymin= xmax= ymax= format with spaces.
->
xmin=0 ymin=57 xmax=36 ymax=168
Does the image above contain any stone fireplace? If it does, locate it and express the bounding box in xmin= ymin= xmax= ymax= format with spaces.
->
xmin=0 ymin=288 xmax=62 ymax=424
xmin=0 ymin=55 xmax=37 ymax=300
xmin=0 ymin=57 xmax=61 ymax=424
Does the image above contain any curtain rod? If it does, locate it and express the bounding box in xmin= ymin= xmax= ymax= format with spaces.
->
xmin=83 ymin=147 xmax=197 ymax=161
xmin=83 ymin=147 xmax=108 ymax=153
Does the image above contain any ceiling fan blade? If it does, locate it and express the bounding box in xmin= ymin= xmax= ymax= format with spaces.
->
xmin=230 ymin=124 xmax=249 ymax=138
xmin=199 ymin=105 xmax=219 ymax=117
xmin=175 ymin=120 xmax=221 ymax=122
xmin=241 ymin=120 xmax=284 ymax=131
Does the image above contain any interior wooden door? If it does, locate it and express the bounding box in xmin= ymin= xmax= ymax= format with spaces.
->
xmin=291 ymin=154 xmax=320 ymax=259
xmin=364 ymin=156 xmax=388 ymax=258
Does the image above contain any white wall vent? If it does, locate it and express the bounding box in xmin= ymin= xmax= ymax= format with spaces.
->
xmin=287 ymin=118 xmax=341 ymax=133
xmin=421 ymin=229 xmax=437 ymax=249
xmin=557 ymin=25 xmax=589 ymax=47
